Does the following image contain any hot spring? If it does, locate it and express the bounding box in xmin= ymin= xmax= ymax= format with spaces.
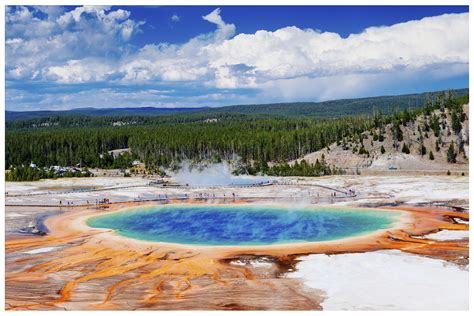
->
xmin=87 ymin=205 xmax=399 ymax=246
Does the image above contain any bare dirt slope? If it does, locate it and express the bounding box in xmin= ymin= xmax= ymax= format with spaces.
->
xmin=292 ymin=104 xmax=469 ymax=174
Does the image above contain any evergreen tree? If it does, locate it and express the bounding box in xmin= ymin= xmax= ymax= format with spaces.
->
xmin=435 ymin=140 xmax=441 ymax=152
xmin=392 ymin=121 xmax=404 ymax=142
xmin=429 ymin=151 xmax=434 ymax=160
xmin=380 ymin=146 xmax=385 ymax=154
xmin=451 ymin=111 xmax=462 ymax=134
xmin=447 ymin=141 xmax=457 ymax=163
xmin=402 ymin=143 xmax=410 ymax=154
xmin=429 ymin=114 xmax=440 ymax=137
xmin=358 ymin=146 xmax=368 ymax=156
xmin=419 ymin=143 xmax=426 ymax=156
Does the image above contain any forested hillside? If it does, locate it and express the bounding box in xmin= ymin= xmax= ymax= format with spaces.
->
xmin=6 ymin=116 xmax=373 ymax=170
xmin=6 ymin=88 xmax=468 ymax=123
xmin=5 ymin=107 xmax=200 ymax=121
xmin=198 ymin=89 xmax=468 ymax=118
xmin=5 ymin=90 xmax=469 ymax=180
xmin=290 ymin=94 xmax=469 ymax=175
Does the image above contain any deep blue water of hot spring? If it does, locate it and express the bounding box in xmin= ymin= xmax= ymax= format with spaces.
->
xmin=87 ymin=204 xmax=398 ymax=246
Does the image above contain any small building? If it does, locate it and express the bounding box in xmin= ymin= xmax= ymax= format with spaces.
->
xmin=108 ymin=148 xmax=131 ymax=158
xmin=132 ymin=160 xmax=145 ymax=167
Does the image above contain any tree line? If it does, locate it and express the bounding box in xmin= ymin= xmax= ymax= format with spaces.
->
xmin=5 ymin=90 xmax=468 ymax=180
xmin=6 ymin=116 xmax=373 ymax=171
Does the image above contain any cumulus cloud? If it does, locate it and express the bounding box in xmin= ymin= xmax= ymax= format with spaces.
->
xmin=206 ymin=13 xmax=468 ymax=86
xmin=33 ymin=6 xmax=65 ymax=20
xmin=6 ymin=5 xmax=144 ymax=82
xmin=5 ymin=6 xmax=469 ymax=109
xmin=202 ymin=8 xmax=236 ymax=40
xmin=44 ymin=59 xmax=115 ymax=83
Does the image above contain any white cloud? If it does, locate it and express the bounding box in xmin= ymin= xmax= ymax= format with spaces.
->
xmin=6 ymin=6 xmax=33 ymax=23
xmin=5 ymin=86 xmax=254 ymax=111
xmin=6 ymin=5 xmax=144 ymax=81
xmin=44 ymin=59 xmax=115 ymax=83
xmin=171 ymin=14 xmax=180 ymax=22
xmin=33 ymin=6 xmax=66 ymax=20
xmin=205 ymin=13 xmax=468 ymax=87
xmin=202 ymin=8 xmax=236 ymax=40
xmin=5 ymin=6 xmax=469 ymax=107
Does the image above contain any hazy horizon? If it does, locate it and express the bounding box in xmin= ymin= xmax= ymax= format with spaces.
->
xmin=5 ymin=86 xmax=469 ymax=113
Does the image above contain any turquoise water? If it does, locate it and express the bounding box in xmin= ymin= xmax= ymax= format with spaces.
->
xmin=87 ymin=205 xmax=398 ymax=246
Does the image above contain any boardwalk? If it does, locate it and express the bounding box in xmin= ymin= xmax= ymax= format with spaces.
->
xmin=5 ymin=180 xmax=356 ymax=208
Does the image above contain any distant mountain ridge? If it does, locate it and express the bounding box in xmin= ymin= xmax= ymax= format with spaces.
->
xmin=5 ymin=107 xmax=205 ymax=121
xmin=6 ymin=88 xmax=468 ymax=121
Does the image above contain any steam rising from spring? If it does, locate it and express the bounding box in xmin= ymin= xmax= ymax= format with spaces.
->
xmin=171 ymin=162 xmax=268 ymax=186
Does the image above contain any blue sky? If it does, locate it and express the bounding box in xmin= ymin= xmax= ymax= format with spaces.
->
xmin=122 ymin=6 xmax=469 ymax=45
xmin=5 ymin=5 xmax=469 ymax=111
